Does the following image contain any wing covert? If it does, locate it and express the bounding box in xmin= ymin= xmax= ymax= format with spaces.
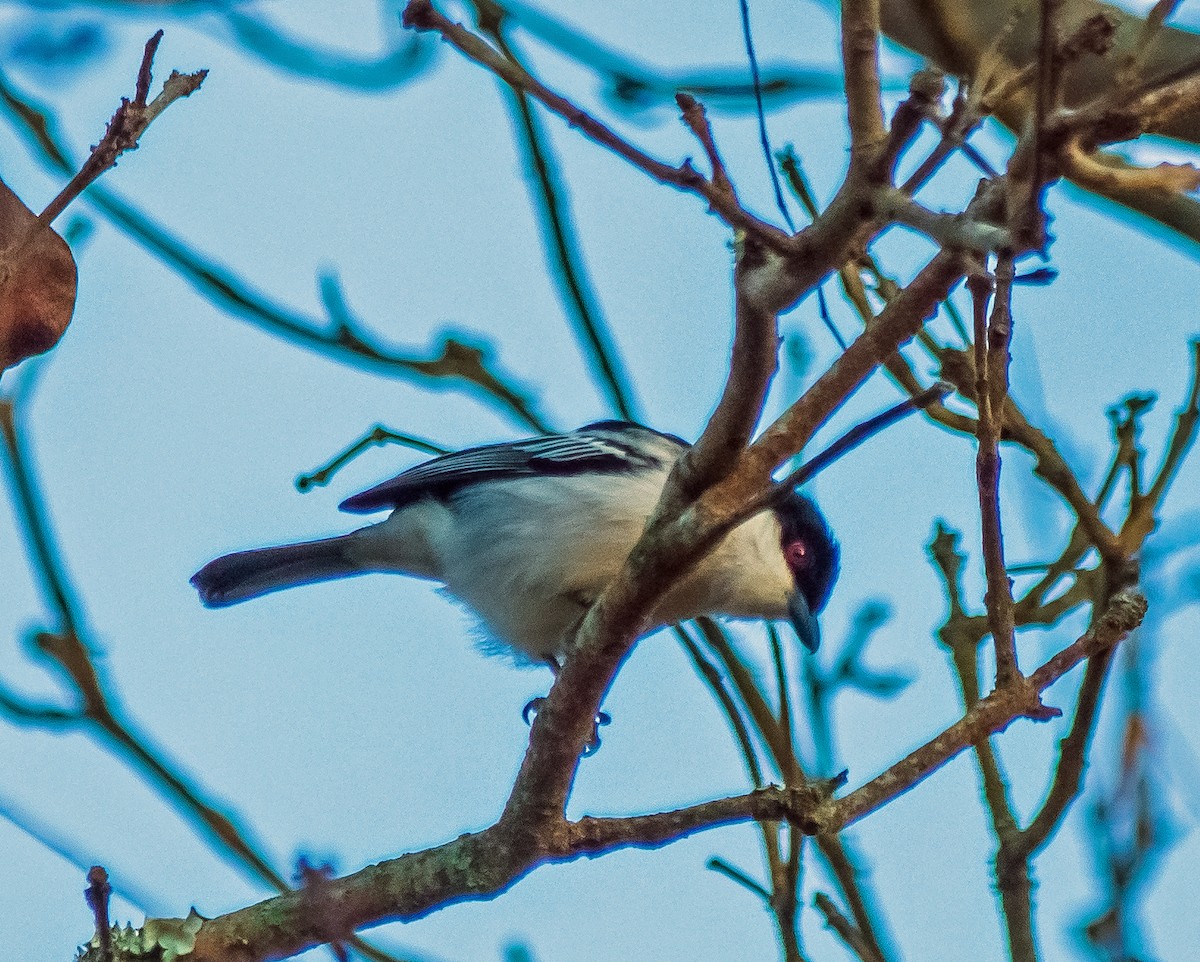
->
xmin=339 ymin=425 xmax=677 ymax=514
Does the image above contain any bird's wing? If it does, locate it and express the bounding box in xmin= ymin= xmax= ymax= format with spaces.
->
xmin=339 ymin=424 xmax=680 ymax=514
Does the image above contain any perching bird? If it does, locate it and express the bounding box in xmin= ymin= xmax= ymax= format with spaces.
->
xmin=191 ymin=421 xmax=839 ymax=663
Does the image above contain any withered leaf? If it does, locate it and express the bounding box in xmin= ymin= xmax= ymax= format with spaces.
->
xmin=0 ymin=177 xmax=77 ymax=372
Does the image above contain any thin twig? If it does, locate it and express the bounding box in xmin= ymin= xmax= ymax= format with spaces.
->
xmin=474 ymin=2 xmax=639 ymax=421
xmin=972 ymin=256 xmax=1020 ymax=686
xmin=761 ymin=381 xmax=952 ymax=510
xmin=814 ymin=892 xmax=876 ymax=962
xmin=296 ymin=426 xmax=448 ymax=492
xmin=39 ymin=32 xmax=206 ymax=226
xmin=1122 ymin=339 xmax=1200 ymax=550
xmin=402 ymin=0 xmax=791 ymax=253
xmin=1019 ymin=652 xmax=1115 ymax=855
xmin=675 ymin=92 xmax=737 ymax=201
xmin=675 ymin=625 xmax=766 ymax=788
xmin=707 ymin=857 xmax=773 ymax=903
xmin=0 ymin=398 xmax=83 ymax=637
xmin=738 ymin=0 xmax=796 ymax=231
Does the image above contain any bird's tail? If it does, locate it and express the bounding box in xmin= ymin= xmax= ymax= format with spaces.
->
xmin=191 ymin=536 xmax=363 ymax=608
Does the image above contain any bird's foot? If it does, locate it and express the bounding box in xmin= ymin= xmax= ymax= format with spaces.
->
xmin=522 ymin=697 xmax=611 ymax=756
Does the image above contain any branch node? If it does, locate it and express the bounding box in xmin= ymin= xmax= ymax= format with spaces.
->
xmin=84 ymin=866 xmax=113 ymax=962
xmin=402 ymin=0 xmax=437 ymax=30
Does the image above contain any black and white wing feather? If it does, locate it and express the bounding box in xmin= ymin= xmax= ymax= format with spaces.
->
xmin=340 ymin=421 xmax=686 ymax=514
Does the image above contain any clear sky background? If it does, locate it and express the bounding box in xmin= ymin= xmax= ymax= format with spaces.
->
xmin=1 ymin=1 xmax=1198 ymax=961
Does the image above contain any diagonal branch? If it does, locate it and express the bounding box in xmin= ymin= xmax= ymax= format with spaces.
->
xmin=401 ymin=0 xmax=791 ymax=252
xmin=748 ymin=249 xmax=969 ymax=478
xmin=38 ymin=31 xmax=206 ymax=227
xmin=175 ymin=592 xmax=1144 ymax=962
xmin=0 ymin=72 xmax=548 ymax=434
xmin=830 ymin=591 xmax=1146 ymax=831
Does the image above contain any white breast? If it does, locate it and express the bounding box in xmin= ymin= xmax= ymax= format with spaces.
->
xmin=435 ymin=469 xmax=668 ymax=661
xmin=424 ymin=467 xmax=793 ymax=663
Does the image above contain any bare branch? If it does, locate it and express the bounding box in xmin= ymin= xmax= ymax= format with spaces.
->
xmin=972 ymin=256 xmax=1020 ymax=686
xmin=876 ymin=188 xmax=1011 ymax=251
xmin=830 ymin=592 xmax=1147 ymax=831
xmin=186 ymin=787 xmax=829 ymax=961
xmin=402 ymin=0 xmax=791 ymax=252
xmin=39 ymin=32 xmax=206 ymax=226
xmin=841 ymin=0 xmax=887 ymax=164
xmin=1123 ymin=339 xmax=1200 ymax=549
xmin=561 ymin=787 xmax=825 ymax=853
xmin=0 ymin=73 xmax=549 ymax=434
xmin=1019 ymin=651 xmax=1115 ymax=855
xmin=676 ymin=625 xmax=766 ymax=788
xmin=473 ymin=2 xmax=639 ymax=421
xmin=814 ymin=892 xmax=878 ymax=962
xmin=676 ymin=92 xmax=737 ymax=201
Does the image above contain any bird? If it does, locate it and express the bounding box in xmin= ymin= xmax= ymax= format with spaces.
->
xmin=191 ymin=420 xmax=839 ymax=663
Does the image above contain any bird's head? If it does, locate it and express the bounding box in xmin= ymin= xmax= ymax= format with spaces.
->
xmin=773 ymin=493 xmax=840 ymax=652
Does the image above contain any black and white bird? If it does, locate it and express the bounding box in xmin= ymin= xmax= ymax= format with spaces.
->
xmin=191 ymin=421 xmax=839 ymax=662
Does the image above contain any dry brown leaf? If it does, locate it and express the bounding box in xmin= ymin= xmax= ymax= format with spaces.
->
xmin=0 ymin=177 xmax=77 ymax=372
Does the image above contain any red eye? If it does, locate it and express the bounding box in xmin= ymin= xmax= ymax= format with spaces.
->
xmin=785 ymin=540 xmax=809 ymax=570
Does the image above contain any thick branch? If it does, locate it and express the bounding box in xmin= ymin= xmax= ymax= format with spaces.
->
xmin=177 ymin=592 xmax=1144 ymax=961
xmin=187 ymin=787 xmax=825 ymax=961
xmin=674 ymin=269 xmax=783 ymax=504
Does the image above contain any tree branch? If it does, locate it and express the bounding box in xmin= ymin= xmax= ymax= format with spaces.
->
xmin=972 ymin=256 xmax=1020 ymax=686
xmin=841 ymin=0 xmax=887 ymax=165
xmin=559 ymin=787 xmax=825 ymax=854
xmin=830 ymin=591 xmax=1146 ymax=831
xmin=472 ymin=1 xmax=639 ymax=421
xmin=166 ymin=591 xmax=1145 ymax=961
xmin=402 ymin=0 xmax=791 ymax=252
xmin=38 ymin=32 xmax=206 ymax=226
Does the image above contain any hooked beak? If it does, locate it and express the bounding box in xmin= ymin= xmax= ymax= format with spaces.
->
xmin=788 ymin=590 xmax=820 ymax=652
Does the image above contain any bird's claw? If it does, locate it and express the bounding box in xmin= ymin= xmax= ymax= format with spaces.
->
xmin=522 ymin=699 xmax=611 ymax=756
xmin=521 ymin=696 xmax=545 ymax=726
